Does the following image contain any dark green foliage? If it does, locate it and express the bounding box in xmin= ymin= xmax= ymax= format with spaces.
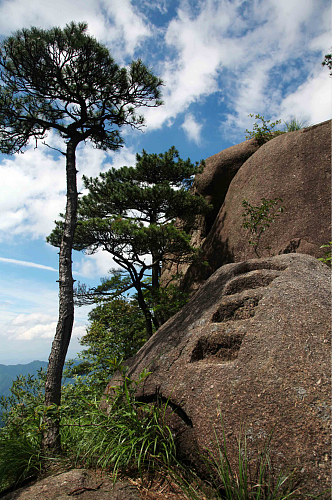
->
xmin=0 ymin=22 xmax=163 ymax=153
xmin=48 ymin=146 xmax=210 ymax=335
xmin=241 ymin=198 xmax=285 ymax=257
xmin=64 ymin=296 xmax=147 ymax=397
xmin=48 ymin=146 xmax=209 ymax=259
xmin=322 ymin=49 xmax=332 ymax=75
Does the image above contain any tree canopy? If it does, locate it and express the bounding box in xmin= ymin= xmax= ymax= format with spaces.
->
xmin=48 ymin=147 xmax=211 ymax=336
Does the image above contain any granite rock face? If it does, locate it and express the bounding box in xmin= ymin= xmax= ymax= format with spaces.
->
xmin=202 ymin=120 xmax=331 ymax=270
xmin=168 ymin=120 xmax=331 ymax=292
xmin=160 ymin=138 xmax=260 ymax=286
xmin=109 ymin=254 xmax=331 ymax=497
xmin=194 ymin=137 xmax=260 ymax=231
xmin=1 ymin=470 xmax=141 ymax=500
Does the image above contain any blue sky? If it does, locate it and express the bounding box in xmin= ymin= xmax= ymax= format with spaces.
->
xmin=0 ymin=0 xmax=330 ymax=364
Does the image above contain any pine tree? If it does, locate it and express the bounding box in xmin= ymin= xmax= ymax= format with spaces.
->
xmin=48 ymin=147 xmax=210 ymax=336
xmin=0 ymin=21 xmax=163 ymax=452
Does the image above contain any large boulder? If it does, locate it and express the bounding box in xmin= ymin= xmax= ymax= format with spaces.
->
xmin=184 ymin=120 xmax=331 ymax=289
xmin=194 ymin=137 xmax=260 ymax=231
xmin=160 ymin=138 xmax=259 ymax=286
xmin=109 ymin=254 xmax=331 ymax=497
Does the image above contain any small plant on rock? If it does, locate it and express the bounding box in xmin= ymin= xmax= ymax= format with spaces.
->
xmin=318 ymin=242 xmax=331 ymax=267
xmin=241 ymin=198 xmax=285 ymax=257
xmin=245 ymin=114 xmax=284 ymax=145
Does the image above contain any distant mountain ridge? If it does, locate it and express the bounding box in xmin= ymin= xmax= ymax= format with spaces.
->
xmin=0 ymin=360 xmax=48 ymax=398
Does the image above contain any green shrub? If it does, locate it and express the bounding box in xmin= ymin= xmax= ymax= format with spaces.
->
xmin=318 ymin=242 xmax=331 ymax=267
xmin=0 ymin=372 xmax=46 ymax=490
xmin=241 ymin=198 xmax=285 ymax=257
xmin=245 ymin=114 xmax=285 ymax=145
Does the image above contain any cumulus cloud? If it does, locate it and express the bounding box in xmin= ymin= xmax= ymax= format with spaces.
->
xmin=181 ymin=114 xmax=203 ymax=144
xmin=0 ymin=136 xmax=137 ymax=241
xmin=7 ymin=313 xmax=85 ymax=341
xmin=0 ymin=0 xmax=150 ymax=59
xmin=73 ymin=251 xmax=119 ymax=279
xmin=279 ymin=68 xmax=331 ymax=124
xmin=144 ymin=0 xmax=330 ymax=139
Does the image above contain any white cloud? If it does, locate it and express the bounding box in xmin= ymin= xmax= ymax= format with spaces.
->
xmin=0 ymin=257 xmax=58 ymax=272
xmin=181 ymin=114 xmax=203 ymax=145
xmin=0 ymin=138 xmax=136 ymax=241
xmin=7 ymin=312 xmax=86 ymax=342
xmin=0 ymin=0 xmax=150 ymax=59
xmin=12 ymin=312 xmax=55 ymax=325
xmin=144 ymin=0 xmax=330 ymax=140
xmin=74 ymin=251 xmax=120 ymax=279
xmin=279 ymin=68 xmax=331 ymax=125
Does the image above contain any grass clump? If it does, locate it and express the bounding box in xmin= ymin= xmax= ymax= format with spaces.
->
xmin=201 ymin=426 xmax=299 ymax=499
xmin=283 ymin=117 xmax=308 ymax=132
xmin=65 ymin=360 xmax=177 ymax=480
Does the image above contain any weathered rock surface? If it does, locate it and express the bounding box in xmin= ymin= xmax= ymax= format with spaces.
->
xmin=1 ymin=469 xmax=141 ymax=500
xmin=160 ymin=138 xmax=260 ymax=286
xmin=109 ymin=254 xmax=331 ymax=497
xmin=183 ymin=120 xmax=331 ymax=289
xmin=194 ymin=137 xmax=260 ymax=231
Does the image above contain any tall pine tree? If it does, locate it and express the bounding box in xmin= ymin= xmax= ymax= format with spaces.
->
xmin=0 ymin=22 xmax=163 ymax=452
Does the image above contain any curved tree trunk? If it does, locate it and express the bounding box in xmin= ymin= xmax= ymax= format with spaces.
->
xmin=43 ymin=138 xmax=78 ymax=454
xmin=151 ymin=251 xmax=163 ymax=328
xmin=134 ymin=280 xmax=154 ymax=338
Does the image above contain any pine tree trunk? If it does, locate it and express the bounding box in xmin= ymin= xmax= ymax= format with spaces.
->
xmin=42 ymin=138 xmax=78 ymax=454
xmin=151 ymin=252 xmax=162 ymax=328
xmin=134 ymin=281 xmax=154 ymax=338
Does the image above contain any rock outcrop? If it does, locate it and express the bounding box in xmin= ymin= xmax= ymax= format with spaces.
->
xmin=109 ymin=254 xmax=331 ymax=497
xmin=194 ymin=137 xmax=260 ymax=232
xmin=1 ymin=470 xmax=141 ymax=500
xmin=164 ymin=120 xmax=331 ymax=291
xmin=161 ymin=137 xmax=260 ymax=286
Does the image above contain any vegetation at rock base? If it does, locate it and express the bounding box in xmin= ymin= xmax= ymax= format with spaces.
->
xmin=0 ymin=362 xmax=317 ymax=499
xmin=241 ymin=198 xmax=285 ymax=257
xmin=47 ymin=146 xmax=210 ymax=337
xmin=245 ymin=114 xmax=285 ymax=145
xmin=0 ymin=21 xmax=163 ymax=452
